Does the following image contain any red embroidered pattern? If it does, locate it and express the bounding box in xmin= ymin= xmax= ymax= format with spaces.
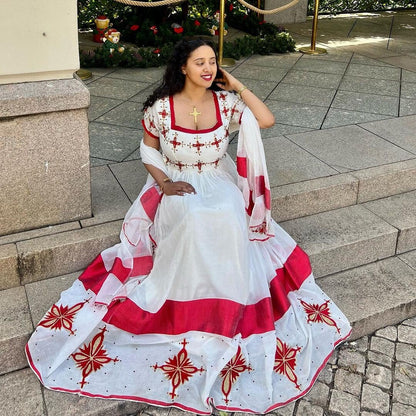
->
xmin=274 ymin=338 xmax=301 ymax=390
xmin=38 ymin=300 xmax=88 ymax=335
xmin=300 ymin=299 xmax=340 ymax=333
xmin=71 ymin=326 xmax=119 ymax=388
xmin=152 ymin=339 xmax=204 ymax=399
xmin=220 ymin=346 xmax=252 ymax=404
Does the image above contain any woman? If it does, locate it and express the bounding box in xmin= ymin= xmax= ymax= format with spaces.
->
xmin=26 ymin=39 xmax=351 ymax=414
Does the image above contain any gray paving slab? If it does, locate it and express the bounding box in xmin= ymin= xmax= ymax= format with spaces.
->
xmin=299 ymin=50 xmax=353 ymax=63
xmin=91 ymin=156 xmax=118 ymax=166
xmin=261 ymin=135 xmax=338 ymax=187
xmin=95 ymin=100 xmax=143 ymax=129
xmin=318 ymin=256 xmax=416 ymax=339
xmin=88 ymin=95 xmax=124 ymax=121
xmin=269 ymin=83 xmax=337 ymax=106
xmin=0 ymin=286 xmax=32 ymax=374
xmin=339 ymin=75 xmax=400 ymax=96
xmin=108 ymin=67 xmax=165 ymax=83
xmin=346 ymin=63 xmax=401 ymax=80
xmin=80 ymin=165 xmax=132 ymax=227
xmin=87 ymin=77 xmax=150 ymax=100
xmin=281 ymin=69 xmax=344 ymax=89
xmin=230 ymin=64 xmax=288 ymax=82
xmin=261 ymin=123 xmax=312 ymax=139
xmin=359 ymin=115 xmax=416 ymax=154
xmin=123 ymin=147 xmax=141 ymax=161
xmin=363 ymin=190 xmax=416 ymax=254
xmin=236 ymin=77 xmax=278 ymax=101
xmin=128 ymin=83 xmax=159 ymax=104
xmin=265 ymin=99 xmax=328 ymax=129
xmin=1 ymin=368 xmax=45 ymax=416
xmin=89 ymin=122 xmax=142 ymax=162
xmin=350 ymin=54 xmax=395 ymax=67
xmin=280 ymin=204 xmax=398 ymax=277
xmin=0 ymin=243 xmax=19 ymax=290
xmin=287 ymin=125 xmax=413 ymax=172
xmin=402 ymin=69 xmax=416 ymax=83
xmin=401 ymin=81 xmax=416 ymax=99
xmin=292 ymin=58 xmax=349 ymax=75
xmin=332 ymin=90 xmax=399 ymax=116
xmin=109 ymin=160 xmax=148 ymax=202
xmin=244 ymin=53 xmax=301 ymax=68
xmin=380 ymin=55 xmax=416 ymax=72
xmin=322 ymin=108 xmax=390 ymax=129
xmin=400 ymin=97 xmax=416 ymax=116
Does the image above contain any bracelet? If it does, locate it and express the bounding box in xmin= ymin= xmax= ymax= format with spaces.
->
xmin=160 ymin=177 xmax=172 ymax=193
xmin=237 ymin=85 xmax=249 ymax=97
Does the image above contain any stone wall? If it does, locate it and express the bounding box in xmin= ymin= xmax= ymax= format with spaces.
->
xmin=264 ymin=0 xmax=308 ymax=25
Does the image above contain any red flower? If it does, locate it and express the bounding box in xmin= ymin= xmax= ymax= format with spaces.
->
xmin=229 ymin=4 xmax=234 ymax=11
xmin=174 ymin=27 xmax=184 ymax=34
xmin=153 ymin=48 xmax=161 ymax=54
xmin=194 ymin=20 xmax=201 ymax=27
xmin=259 ymin=20 xmax=266 ymax=25
xmin=150 ymin=25 xmax=158 ymax=34
xmin=97 ymin=15 xmax=107 ymax=20
xmin=130 ymin=24 xmax=139 ymax=31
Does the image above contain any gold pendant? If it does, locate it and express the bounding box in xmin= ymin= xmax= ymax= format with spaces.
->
xmin=190 ymin=106 xmax=201 ymax=129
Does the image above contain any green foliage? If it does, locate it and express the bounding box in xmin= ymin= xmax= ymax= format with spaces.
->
xmin=308 ymin=0 xmax=416 ymax=14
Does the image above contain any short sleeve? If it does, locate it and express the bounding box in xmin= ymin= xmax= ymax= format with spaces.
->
xmin=228 ymin=93 xmax=246 ymax=134
xmin=141 ymin=102 xmax=160 ymax=139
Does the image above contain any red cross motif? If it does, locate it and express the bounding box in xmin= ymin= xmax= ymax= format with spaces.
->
xmin=196 ymin=161 xmax=203 ymax=171
xmin=220 ymin=346 xmax=252 ymax=404
xmin=222 ymin=107 xmax=230 ymax=117
xmin=211 ymin=137 xmax=222 ymax=149
xmin=219 ymin=93 xmax=227 ymax=101
xmin=71 ymin=326 xmax=119 ymax=388
xmin=176 ymin=160 xmax=184 ymax=171
xmin=170 ymin=135 xmax=182 ymax=150
xmin=152 ymin=339 xmax=205 ymax=399
xmin=159 ymin=109 xmax=169 ymax=119
xmin=192 ymin=139 xmax=205 ymax=154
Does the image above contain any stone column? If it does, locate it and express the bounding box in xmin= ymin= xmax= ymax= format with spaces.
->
xmin=0 ymin=0 xmax=91 ymax=236
xmin=264 ymin=0 xmax=308 ymax=25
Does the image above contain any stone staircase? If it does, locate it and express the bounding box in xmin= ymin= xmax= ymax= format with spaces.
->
xmin=1 ymin=121 xmax=416 ymax=415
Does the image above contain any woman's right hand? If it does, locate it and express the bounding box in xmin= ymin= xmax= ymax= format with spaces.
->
xmin=162 ymin=181 xmax=196 ymax=196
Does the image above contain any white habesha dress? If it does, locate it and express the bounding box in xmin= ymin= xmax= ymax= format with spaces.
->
xmin=26 ymin=90 xmax=351 ymax=414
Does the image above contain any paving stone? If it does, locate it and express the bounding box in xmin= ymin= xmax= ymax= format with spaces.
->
xmin=281 ymin=70 xmax=343 ymax=89
xmin=368 ymin=350 xmax=393 ymax=369
xmin=339 ymin=75 xmax=400 ymax=96
xmin=402 ymin=315 xmax=416 ymax=328
xmin=334 ymin=368 xmax=362 ymax=396
xmin=25 ymin=272 xmax=79 ymax=325
xmin=391 ymin=402 xmax=416 ymax=416
xmin=402 ymin=69 xmax=416 ymax=83
xmin=87 ymin=77 xmax=149 ymax=100
xmin=138 ymin=407 xmax=169 ymax=416
xmin=327 ymin=350 xmax=338 ymax=365
xmin=264 ymin=100 xmax=329 ymax=129
xmin=401 ymin=81 xmax=416 ymax=99
xmin=128 ymin=83 xmax=159 ymax=104
xmin=0 ymin=286 xmax=33 ymax=374
xmin=17 ymin=220 xmax=122 ymax=284
xmin=80 ymin=165 xmax=132 ymax=227
xmin=397 ymin=323 xmax=416 ymax=344
xmin=95 ymin=100 xmax=143 ymax=129
xmin=91 ymin=157 xmax=117 ymax=166
xmin=108 ymin=67 xmax=164 ymax=83
xmin=43 ymin=387 xmax=145 ymax=416
xmin=88 ymin=95 xmax=123 ymax=121
xmin=295 ymin=400 xmax=324 ymax=416
xmin=231 ymin=65 xmax=288 ymax=82
xmin=89 ymin=122 xmax=142 ymax=162
xmin=318 ymin=257 xmax=416 ymax=339
xmin=375 ymin=325 xmax=397 ymax=341
xmin=0 ymin=368 xmax=44 ymax=416
xmin=262 ymin=123 xmax=312 ymax=139
xmin=280 ymin=205 xmax=397 ymax=278
xmin=346 ymin=63 xmax=401 ymax=80
xmin=287 ymin=125 xmax=413 ymax=173
xmin=269 ymin=83 xmax=336 ymax=106
xmin=303 ymin=381 xmax=329 ymax=407
xmin=361 ymin=383 xmax=391 ymax=414
xmin=337 ymin=348 xmax=366 ymax=375
xmin=268 ymin=400 xmax=296 ymax=416
xmin=345 ymin=336 xmax=369 ymax=353
xmin=293 ymin=59 xmax=349 ymax=75
xmin=363 ymin=191 xmax=416 ymax=254
xmin=109 ymin=160 xmax=149 ymax=203
xmin=317 ymin=363 xmax=334 ymax=385
xmin=271 ymin=173 xmax=358 ymax=222
xmin=395 ymin=342 xmax=416 ymax=366
xmin=352 ymin=159 xmax=416 ymax=203
xmin=370 ymin=336 xmax=396 ymax=357
xmin=359 ymin=114 xmax=416 ymax=154
xmin=394 ymin=362 xmax=416 ymax=387
xmin=0 ymin=243 xmax=19 ymax=290
xmin=393 ymin=380 xmax=416 ymax=407
xmin=259 ymin=135 xmax=337 ymax=187
xmin=236 ymin=77 xmax=279 ymax=101
xmin=350 ymin=55 xmax=394 ymax=67
xmin=365 ymin=363 xmax=392 ymax=390
xmin=322 ymin=108 xmax=389 ymax=129
xmin=245 ymin=53 xmax=300 ymax=68
xmin=328 ymin=389 xmax=360 ymax=416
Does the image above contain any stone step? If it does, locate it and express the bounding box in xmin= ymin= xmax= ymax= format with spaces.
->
xmin=2 ymin=251 xmax=416 ymax=415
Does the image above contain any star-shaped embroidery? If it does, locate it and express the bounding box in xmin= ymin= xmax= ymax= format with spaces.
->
xmin=300 ymin=299 xmax=341 ymax=333
xmin=274 ymin=338 xmax=301 ymax=390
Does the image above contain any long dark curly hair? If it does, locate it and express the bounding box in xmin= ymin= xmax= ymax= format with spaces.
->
xmin=142 ymin=39 xmax=221 ymax=111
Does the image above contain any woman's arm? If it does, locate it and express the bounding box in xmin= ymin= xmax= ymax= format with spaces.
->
xmin=216 ymin=68 xmax=275 ymax=129
xmin=142 ymin=132 xmax=196 ymax=195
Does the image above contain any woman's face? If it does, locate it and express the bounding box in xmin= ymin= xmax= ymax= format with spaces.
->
xmin=182 ymin=45 xmax=218 ymax=89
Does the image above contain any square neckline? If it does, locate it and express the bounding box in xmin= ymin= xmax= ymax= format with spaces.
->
xmin=169 ymin=91 xmax=223 ymax=134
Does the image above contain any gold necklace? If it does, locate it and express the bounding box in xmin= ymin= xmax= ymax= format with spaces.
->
xmin=189 ymin=106 xmax=201 ymax=130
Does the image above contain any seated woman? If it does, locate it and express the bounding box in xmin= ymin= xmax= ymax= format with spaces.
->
xmin=26 ymin=39 xmax=351 ymax=414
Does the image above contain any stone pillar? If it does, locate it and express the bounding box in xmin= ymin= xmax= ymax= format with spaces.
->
xmin=0 ymin=0 xmax=91 ymax=236
xmin=264 ymin=0 xmax=308 ymax=25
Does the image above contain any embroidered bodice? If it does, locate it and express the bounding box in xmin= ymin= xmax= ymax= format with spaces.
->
xmin=142 ymin=91 xmax=245 ymax=171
